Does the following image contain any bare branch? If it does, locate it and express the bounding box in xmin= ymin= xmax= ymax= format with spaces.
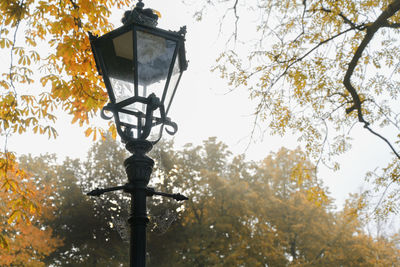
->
xmin=364 ymin=125 xmax=400 ymax=159
xmin=217 ymin=0 xmax=240 ymax=45
xmin=232 ymin=0 xmax=239 ymax=42
xmin=292 ymin=0 xmax=307 ymax=43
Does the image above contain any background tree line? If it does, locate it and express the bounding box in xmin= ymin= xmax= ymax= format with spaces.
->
xmin=1 ymin=136 xmax=399 ymax=266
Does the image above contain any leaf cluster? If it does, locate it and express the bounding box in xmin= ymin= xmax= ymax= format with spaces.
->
xmin=0 ymin=153 xmax=62 ymax=265
xmin=0 ymin=0 xmax=134 ymax=250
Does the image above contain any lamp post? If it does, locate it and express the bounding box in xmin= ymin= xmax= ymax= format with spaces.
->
xmin=86 ymin=1 xmax=188 ymax=266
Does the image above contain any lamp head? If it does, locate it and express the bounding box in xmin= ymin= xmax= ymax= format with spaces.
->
xmin=89 ymin=1 xmax=187 ymax=144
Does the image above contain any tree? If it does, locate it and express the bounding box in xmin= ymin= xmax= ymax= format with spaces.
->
xmin=0 ymin=151 xmax=39 ymax=249
xmin=201 ymin=0 xmax=400 ymax=217
xmin=146 ymin=138 xmax=400 ymax=266
xmin=0 ymin=159 xmax=62 ymax=266
xmin=19 ymin=145 xmax=130 ymax=266
xmin=253 ymin=149 xmax=400 ymax=266
xmin=0 ymin=0 xmax=135 ymax=248
xmin=17 ymin=136 xmax=179 ymax=266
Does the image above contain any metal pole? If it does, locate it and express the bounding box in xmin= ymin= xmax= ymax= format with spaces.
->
xmin=124 ymin=140 xmax=154 ymax=267
xmin=86 ymin=139 xmax=188 ymax=265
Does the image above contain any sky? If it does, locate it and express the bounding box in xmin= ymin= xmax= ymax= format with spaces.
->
xmin=4 ymin=0 xmax=396 ymax=211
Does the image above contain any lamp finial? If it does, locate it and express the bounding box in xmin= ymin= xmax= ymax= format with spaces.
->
xmin=122 ymin=0 xmax=158 ymax=27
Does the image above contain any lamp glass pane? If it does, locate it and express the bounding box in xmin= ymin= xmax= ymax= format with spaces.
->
xmin=99 ymin=31 xmax=135 ymax=87
xmin=147 ymin=106 xmax=163 ymax=142
xmin=136 ymin=31 xmax=176 ymax=108
xmin=105 ymin=31 xmax=143 ymax=125
xmin=97 ymin=30 xmax=138 ymax=111
xmin=164 ymin=54 xmax=181 ymax=114
xmin=109 ymin=78 xmax=134 ymax=103
xmin=118 ymin=110 xmax=141 ymax=139
xmin=118 ymin=110 xmax=136 ymax=125
xmin=113 ymin=31 xmax=133 ymax=60
xmin=109 ymin=78 xmax=142 ymax=120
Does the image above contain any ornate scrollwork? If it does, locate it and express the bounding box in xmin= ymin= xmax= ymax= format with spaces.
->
xmin=164 ymin=119 xmax=178 ymax=135
xmin=100 ymin=105 xmax=114 ymax=120
xmin=101 ymin=94 xmax=178 ymax=144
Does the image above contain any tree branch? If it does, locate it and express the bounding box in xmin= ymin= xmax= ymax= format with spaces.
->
xmin=343 ymin=0 xmax=400 ymax=159
xmin=319 ymin=7 xmax=366 ymax=31
xmin=382 ymin=22 xmax=400 ymax=28
xmin=233 ymin=0 xmax=239 ymax=42
xmin=272 ymin=27 xmax=355 ymax=86
xmin=364 ymin=124 xmax=400 ymax=159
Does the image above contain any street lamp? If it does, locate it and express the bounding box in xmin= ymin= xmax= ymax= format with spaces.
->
xmin=86 ymin=1 xmax=188 ymax=266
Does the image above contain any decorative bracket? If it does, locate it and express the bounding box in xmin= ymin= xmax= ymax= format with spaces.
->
xmin=100 ymin=93 xmax=178 ymax=144
xmin=87 ymin=184 xmax=188 ymax=202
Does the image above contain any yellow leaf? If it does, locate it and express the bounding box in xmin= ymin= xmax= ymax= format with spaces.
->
xmin=110 ymin=124 xmax=117 ymax=140
xmin=85 ymin=127 xmax=93 ymax=137
xmin=0 ymin=234 xmax=9 ymax=250
xmin=29 ymin=203 xmax=37 ymax=213
xmin=7 ymin=210 xmax=21 ymax=224
xmin=152 ymin=9 xmax=162 ymax=18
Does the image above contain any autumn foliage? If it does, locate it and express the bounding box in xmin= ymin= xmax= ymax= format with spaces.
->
xmin=0 ymin=0 xmax=130 ymax=138
xmin=0 ymin=160 xmax=62 ymax=265
xmin=0 ymin=0 xmax=134 ymax=250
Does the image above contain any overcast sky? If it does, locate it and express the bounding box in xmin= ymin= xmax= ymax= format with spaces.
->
xmin=5 ymin=0 xmax=396 ymax=211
